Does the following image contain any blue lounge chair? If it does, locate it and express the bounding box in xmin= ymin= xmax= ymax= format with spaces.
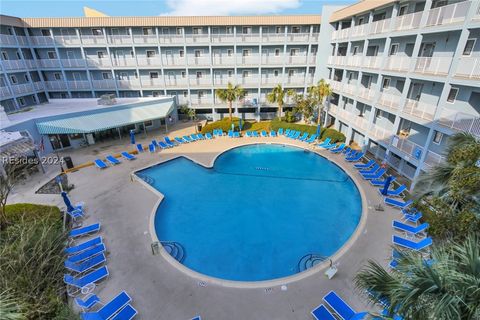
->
xmin=228 ymin=130 xmax=233 ymax=137
xmin=370 ymin=176 xmax=397 ymax=186
xmin=110 ymin=304 xmax=137 ymax=320
xmin=65 ymin=253 xmax=106 ymax=273
xmin=69 ymin=223 xmax=101 ymax=238
xmin=252 ymin=131 xmax=259 ymax=137
xmin=217 ymin=129 xmax=224 ymax=136
xmin=197 ymin=133 xmax=205 ymax=139
xmin=385 ymin=198 xmax=413 ymax=209
xmin=164 ymin=137 xmax=176 ymax=147
xmin=298 ymin=132 xmax=309 ymax=141
xmin=317 ymin=137 xmax=331 ymax=147
xmin=305 ymin=134 xmax=317 ymax=143
xmin=393 ymin=220 xmax=429 ymax=236
xmin=379 ymin=184 xmax=407 ymax=197
xmin=205 ymin=132 xmax=213 ymax=139
xmin=80 ymin=291 xmax=132 ymax=320
xmin=94 ymin=159 xmax=107 ymax=169
xmin=233 ymin=132 xmax=240 ymax=138
xmin=190 ymin=134 xmax=198 ymax=141
xmin=331 ymin=143 xmax=346 ymax=153
xmin=362 ymin=168 xmax=386 ymax=180
xmin=284 ymin=128 xmax=291 ymax=136
xmin=174 ymin=137 xmax=185 ymax=144
xmin=346 ymin=152 xmax=364 ymax=162
xmin=66 ymin=208 xmax=84 ymax=221
xmin=64 ymin=266 xmax=109 ymax=290
xmin=311 ymin=304 xmax=336 ymax=320
xmin=148 ymin=144 xmax=155 ymax=153
xmin=66 ymin=236 xmax=103 ymax=255
xmin=246 ymin=131 xmax=253 ymax=137
xmin=393 ymin=235 xmax=432 ymax=251
xmin=106 ymin=155 xmax=120 ymax=165
xmin=342 ymin=147 xmax=352 ymax=154
xmin=354 ymin=159 xmax=375 ymax=169
xmin=183 ymin=135 xmax=193 ymax=142
xmin=121 ymin=152 xmax=135 ymax=160
xmin=359 ymin=163 xmax=380 ymax=175
xmin=389 ymin=249 xmax=402 ymax=269
xmin=260 ymin=130 xmax=267 ymax=137
xmin=75 ymin=294 xmax=100 ymax=311
xmin=278 ymin=128 xmax=284 ymax=135
xmin=136 ymin=144 xmax=144 ymax=153
xmin=191 ymin=316 xmax=201 ymax=320
xmin=292 ymin=131 xmax=301 ymax=139
xmin=403 ymin=212 xmax=423 ymax=224
xmin=66 ymin=244 xmax=106 ymax=264
xmin=270 ymin=130 xmax=277 ymax=137
xmin=157 ymin=142 xmax=168 ymax=149
xmin=151 ymin=140 xmax=158 ymax=147
xmin=323 ymin=291 xmax=368 ymax=320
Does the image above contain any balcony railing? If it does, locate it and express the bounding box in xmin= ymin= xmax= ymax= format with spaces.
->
xmin=133 ymin=35 xmax=158 ymax=44
xmin=191 ymin=98 xmax=214 ymax=105
xmin=357 ymin=86 xmax=376 ymax=101
xmin=363 ymin=56 xmax=382 ymax=69
xmin=81 ymin=35 xmax=107 ymax=45
xmin=391 ymin=135 xmax=424 ymax=160
xmin=212 ymin=56 xmax=235 ymax=65
xmin=44 ymin=81 xmax=67 ymax=90
xmin=117 ymin=79 xmax=141 ymax=89
xmin=108 ymin=35 xmax=132 ymax=45
xmin=285 ymin=76 xmax=305 ymax=85
xmin=368 ymin=124 xmax=390 ymax=140
xmin=240 ymin=76 xmax=260 ymax=86
xmin=30 ymin=36 xmax=54 ymax=46
xmin=343 ymin=83 xmax=357 ymax=96
xmin=189 ymin=77 xmax=212 ymax=87
xmin=37 ymin=59 xmax=61 ymax=68
xmin=239 ymin=56 xmax=260 ymax=65
xmin=261 ymin=55 xmax=283 ymax=65
xmin=413 ymin=57 xmax=453 ymax=76
xmin=158 ymin=35 xmax=184 ymax=44
xmin=2 ymin=59 xmax=35 ymax=70
xmin=86 ymin=58 xmax=112 ymax=67
xmin=286 ymin=33 xmax=310 ymax=42
xmin=403 ymin=99 xmax=437 ymax=121
xmin=111 ymin=58 xmax=137 ymax=67
xmin=91 ymin=80 xmax=116 ymax=89
xmin=349 ymin=24 xmax=369 ymax=38
xmin=437 ymin=109 xmax=480 ymax=137
xmin=384 ymin=56 xmax=411 ymax=72
xmin=67 ymin=80 xmax=91 ymax=90
xmin=61 ymin=59 xmax=87 ymax=68
xmin=164 ymin=79 xmax=188 ymax=87
xmin=454 ymin=57 xmax=480 ymax=80
xmin=16 ymin=36 xmax=29 ymax=46
xmin=187 ymin=56 xmax=211 ymax=66
xmin=260 ymin=77 xmax=282 ymax=85
xmin=330 ymin=104 xmax=370 ymax=131
xmin=0 ymin=86 xmax=11 ymax=97
xmin=329 ymin=80 xmax=343 ymax=92
xmin=185 ymin=34 xmax=210 ymax=44
xmin=394 ymin=11 xmax=423 ymax=31
xmin=237 ymin=34 xmax=261 ymax=43
xmin=210 ymin=34 xmax=235 ymax=43
xmin=425 ymin=1 xmax=471 ymax=27
xmin=162 ymin=57 xmax=186 ymax=66
xmin=141 ymin=79 xmax=163 ymax=88
xmin=54 ymin=35 xmax=81 ymax=45
xmin=11 ymin=83 xmax=34 ymax=95
xmin=288 ymin=55 xmax=308 ymax=64
xmin=369 ymin=18 xmax=391 ymax=35
xmin=331 ymin=28 xmax=350 ymax=41
xmin=346 ymin=55 xmax=362 ymax=67
xmin=0 ymin=34 xmax=17 ymax=45
xmin=423 ymin=150 xmax=446 ymax=170
xmin=213 ymin=77 xmax=235 ymax=86
xmin=32 ymin=82 xmax=44 ymax=91
xmin=262 ymin=33 xmax=285 ymax=43
xmin=137 ymin=57 xmax=162 ymax=67
xmin=378 ymin=92 xmax=401 ymax=111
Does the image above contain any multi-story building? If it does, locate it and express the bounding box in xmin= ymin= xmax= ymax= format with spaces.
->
xmin=324 ymin=0 xmax=480 ymax=180
xmin=0 ymin=0 xmax=479 ymax=181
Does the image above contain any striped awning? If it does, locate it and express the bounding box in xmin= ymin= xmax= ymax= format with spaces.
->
xmin=36 ymin=100 xmax=174 ymax=134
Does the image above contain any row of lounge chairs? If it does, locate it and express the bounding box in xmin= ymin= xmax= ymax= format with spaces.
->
xmin=64 ymin=197 xmax=137 ymax=319
xmin=312 ymin=291 xmax=367 ymax=320
xmin=94 ymin=152 xmax=136 ymax=169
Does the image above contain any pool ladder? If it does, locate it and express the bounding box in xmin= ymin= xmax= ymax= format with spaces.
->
xmin=160 ymin=241 xmax=186 ymax=263
xmin=297 ymin=254 xmax=327 ymax=272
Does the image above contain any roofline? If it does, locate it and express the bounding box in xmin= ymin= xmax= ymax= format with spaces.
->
xmin=0 ymin=15 xmax=321 ymax=28
xmin=329 ymin=0 xmax=396 ymax=23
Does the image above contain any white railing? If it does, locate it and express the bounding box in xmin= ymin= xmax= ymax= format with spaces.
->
xmin=2 ymin=60 xmax=27 ymax=70
xmin=61 ymin=59 xmax=87 ymax=68
xmin=306 ymin=76 xmax=315 ymax=85
xmin=311 ymin=33 xmax=320 ymax=42
xmin=369 ymin=18 xmax=391 ymax=34
xmin=343 ymin=83 xmax=357 ymax=96
xmin=239 ymin=56 xmax=260 ymax=65
xmin=454 ymin=57 xmax=480 ymax=80
xmin=86 ymin=58 xmax=112 ymax=67
xmin=111 ymin=58 xmax=137 ymax=67
xmin=308 ymin=55 xmax=317 ymax=64
xmin=30 ymin=36 xmax=54 ymax=46
xmin=261 ymin=55 xmax=283 ymax=65
xmin=187 ymin=56 xmax=211 ymax=66
xmin=346 ymin=55 xmax=362 ymax=67
xmin=357 ymin=87 xmax=376 ymax=101
xmin=329 ymin=80 xmax=343 ymax=92
xmin=403 ymin=99 xmax=437 ymax=121
xmin=378 ymin=92 xmax=401 ymax=111
xmin=54 ymin=35 xmax=81 ymax=45
xmin=37 ymin=59 xmax=61 ymax=68
xmin=262 ymin=33 xmax=285 ymax=43
xmin=16 ymin=36 xmax=29 ymax=46
xmin=107 ymin=35 xmax=132 ymax=45
xmin=189 ymin=77 xmax=212 ymax=87
xmin=363 ymin=56 xmax=382 ymax=69
xmin=288 ymin=55 xmax=308 ymax=64
xmin=423 ymin=150 xmax=446 ymax=170
xmin=349 ymin=24 xmax=369 ymax=38
xmin=426 ymin=1 xmax=471 ymax=27
xmin=384 ymin=56 xmax=411 ymax=72
xmin=158 ymin=35 xmax=184 ymax=44
xmin=191 ymin=98 xmax=214 ymax=105
xmin=237 ymin=34 xmax=261 ymax=43
xmin=141 ymin=79 xmax=163 ymax=88
xmin=185 ymin=34 xmax=210 ymax=44
xmin=81 ymin=35 xmax=106 ymax=45
xmin=0 ymin=86 xmax=11 ymax=97
xmin=67 ymin=81 xmax=91 ymax=90
xmin=214 ymin=77 xmax=236 ymax=86
xmin=164 ymin=79 xmax=189 ymax=87
xmin=32 ymin=82 xmax=44 ymax=91
xmin=391 ymin=135 xmax=424 ymax=160
xmin=117 ymin=79 xmax=141 ymax=89
xmin=133 ymin=35 xmax=157 ymax=44
xmin=44 ymin=81 xmax=67 ymax=90
xmin=137 ymin=57 xmax=162 ymax=67
xmin=91 ymin=80 xmax=116 ymax=89
xmin=413 ymin=57 xmax=453 ymax=75
xmin=394 ymin=11 xmax=423 ymax=31
xmin=210 ymin=34 xmax=235 ymax=43
xmin=212 ymin=56 xmax=235 ymax=65
xmin=11 ymin=83 xmax=34 ymax=95
xmin=330 ymin=104 xmax=370 ymax=131
xmin=437 ymin=109 xmax=480 ymax=137
xmin=240 ymin=76 xmax=260 ymax=86
xmin=285 ymin=76 xmax=305 ymax=85
xmin=0 ymin=34 xmax=17 ymax=45
xmin=368 ymin=124 xmax=390 ymax=140
xmin=162 ymin=57 xmax=186 ymax=66
xmin=332 ymin=28 xmax=350 ymax=41
xmin=287 ymin=33 xmax=310 ymax=42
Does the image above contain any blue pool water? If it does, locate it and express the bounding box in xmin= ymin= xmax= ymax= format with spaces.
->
xmin=137 ymin=144 xmax=362 ymax=281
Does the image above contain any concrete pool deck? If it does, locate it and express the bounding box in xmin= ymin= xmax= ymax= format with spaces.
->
xmin=10 ymin=126 xmax=401 ymax=319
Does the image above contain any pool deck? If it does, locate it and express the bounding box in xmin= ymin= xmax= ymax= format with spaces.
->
xmin=9 ymin=124 xmax=401 ymax=319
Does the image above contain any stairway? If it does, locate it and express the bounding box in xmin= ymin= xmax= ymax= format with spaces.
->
xmin=297 ymin=254 xmax=327 ymax=272
xmin=161 ymin=241 xmax=186 ymax=263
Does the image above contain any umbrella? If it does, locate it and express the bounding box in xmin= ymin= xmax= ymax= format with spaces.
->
xmin=239 ymin=118 xmax=243 ymax=131
xmin=130 ymin=130 xmax=135 ymax=145
xmin=381 ymin=175 xmax=394 ymax=195
xmin=315 ymin=124 xmax=321 ymax=137
xmin=231 ymin=123 xmax=235 ymax=132
xmin=61 ymin=191 xmax=75 ymax=213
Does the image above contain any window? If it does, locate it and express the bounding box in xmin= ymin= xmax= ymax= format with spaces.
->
xmin=146 ymin=50 xmax=156 ymax=58
xmin=432 ymin=131 xmax=443 ymax=145
xmin=162 ymin=28 xmax=169 ymax=35
xmin=10 ymin=75 xmax=17 ymax=84
xmin=276 ymin=26 xmax=283 ymax=34
xmin=61 ymin=93 xmax=68 ymax=99
xmin=41 ymin=29 xmax=50 ymax=36
xmin=226 ymin=27 xmax=233 ymax=34
xmin=398 ymin=5 xmax=408 ymax=16
xmin=358 ymin=17 xmax=364 ymax=25
xmin=181 ymin=71 xmax=186 ymax=78
xmin=447 ymin=87 xmax=459 ymax=103
xmin=179 ymin=50 xmax=184 ymax=57
xmin=142 ymin=27 xmax=153 ymax=35
xmin=183 ymin=91 xmax=188 ymax=97
xmin=352 ymin=46 xmax=359 ymax=55
xmin=242 ymin=26 xmax=252 ymax=34
xmin=211 ymin=27 xmax=218 ymax=34
xmin=130 ymin=50 xmax=135 ymax=58
xmin=91 ymin=28 xmax=102 ymax=36
xmin=47 ymin=51 xmax=56 ymax=59
xmin=19 ymin=97 xmax=26 ymax=106
xmin=24 ymin=74 xmax=29 ymax=82
xmin=192 ymin=27 xmax=202 ymax=35
xmin=16 ymin=51 xmax=21 ymax=59
xmin=288 ymin=69 xmax=295 ymax=77
xmin=152 ymin=91 xmax=160 ymax=97
xmin=194 ymin=50 xmax=202 ymax=57
xmin=382 ymin=77 xmax=391 ymax=89
xmin=242 ymin=70 xmax=250 ymax=78
xmin=198 ymin=91 xmax=205 ymax=98
xmin=144 ymin=120 xmax=153 ymax=127
xmin=290 ymin=48 xmax=299 ymax=56
xmin=32 ymin=95 xmax=37 ymax=103
xmin=1 ymin=51 xmax=7 ymax=60
xmin=291 ymin=26 xmax=300 ymax=33
xmin=274 ymin=70 xmax=279 ymax=77
xmin=102 ymin=72 xmax=111 ymax=80
xmin=242 ymin=49 xmax=251 ymax=56
xmin=97 ymin=51 xmax=105 ymax=59
xmin=463 ymin=39 xmax=476 ymax=56
xmin=196 ymin=72 xmax=203 ymax=78
xmin=389 ymin=43 xmax=399 ymax=56
xmin=53 ymin=73 xmax=61 ymax=80
xmin=176 ymin=28 xmax=183 ymax=35
xmin=149 ymin=72 xmax=159 ymax=78
xmin=311 ymin=47 xmax=317 ymax=55
xmin=227 ymin=49 xmax=233 ymax=56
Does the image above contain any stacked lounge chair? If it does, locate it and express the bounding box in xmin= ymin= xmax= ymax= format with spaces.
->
xmin=81 ymin=291 xmax=137 ymax=320
xmin=94 ymin=159 xmax=108 ymax=169
xmin=106 ymin=155 xmax=120 ymax=165
xmin=121 ymin=152 xmax=136 ymax=160
xmin=312 ymin=291 xmax=367 ymax=320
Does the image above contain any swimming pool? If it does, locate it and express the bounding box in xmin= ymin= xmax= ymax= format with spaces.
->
xmin=137 ymin=144 xmax=362 ymax=282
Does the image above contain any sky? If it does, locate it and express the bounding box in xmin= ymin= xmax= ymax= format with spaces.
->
xmin=0 ymin=0 xmax=353 ymax=17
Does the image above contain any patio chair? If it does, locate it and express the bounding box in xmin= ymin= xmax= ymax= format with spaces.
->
xmin=252 ymin=131 xmax=259 ymax=137
xmin=330 ymin=143 xmax=346 ymax=153
xmin=69 ymin=223 xmax=101 ymax=238
xmin=158 ymin=142 xmax=169 ymax=149
xmin=197 ymin=133 xmax=205 ymax=139
xmin=233 ymin=132 xmax=240 ymax=138
xmin=385 ymin=198 xmax=413 ymax=209
xmin=65 ymin=253 xmax=106 ymax=274
xmin=110 ymin=304 xmax=137 ymax=320
xmin=246 ymin=131 xmax=253 ymax=137
xmin=121 ymin=152 xmax=136 ymax=160
xmin=378 ymin=184 xmax=407 ymax=197
xmin=346 ymin=152 xmax=364 ymax=162
xmin=359 ymin=163 xmax=380 ymax=175
xmin=151 ymin=140 xmax=158 ymax=147
xmin=261 ymin=130 xmax=268 ymax=137
xmin=270 ymin=130 xmax=277 ymax=137
xmin=80 ymin=291 xmax=133 ymax=320
xmin=305 ymin=134 xmax=317 ymax=143
xmin=64 ymin=266 xmax=109 ymax=291
xmin=278 ymin=128 xmax=284 ymax=135
xmin=174 ymin=137 xmax=185 ymax=144
xmin=317 ymin=137 xmax=331 ymax=147
xmin=94 ymin=159 xmax=108 ymax=169
xmin=362 ymin=168 xmax=386 ymax=180
xmin=285 ymin=128 xmax=291 ymax=136
xmin=402 ymin=211 xmax=423 ymax=224
xmin=392 ymin=235 xmax=432 ymax=251
xmin=298 ymin=132 xmax=309 ymax=141
xmin=148 ymin=144 xmax=156 ymax=153
xmin=353 ymin=159 xmax=375 ymax=169
xmin=183 ymin=135 xmax=193 ymax=142
xmin=323 ymin=291 xmax=368 ymax=320
xmin=65 ymin=236 xmax=103 ymax=255
xmin=190 ymin=134 xmax=198 ymax=141
xmin=75 ymin=294 xmax=101 ymax=311
xmin=164 ymin=137 xmax=176 ymax=147
xmin=136 ymin=144 xmax=144 ymax=153
xmin=205 ymin=133 xmax=213 ymax=139
xmin=392 ymin=220 xmax=429 ymax=237
xmin=106 ymin=155 xmax=120 ymax=165
xmin=66 ymin=244 xmax=106 ymax=264
xmin=311 ymin=304 xmax=336 ymax=320
xmin=370 ymin=176 xmax=396 ymax=186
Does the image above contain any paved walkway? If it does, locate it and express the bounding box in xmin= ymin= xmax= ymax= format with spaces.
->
xmin=9 ymin=125 xmax=400 ymax=319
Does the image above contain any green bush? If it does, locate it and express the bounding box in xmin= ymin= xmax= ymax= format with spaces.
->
xmin=321 ymin=128 xmax=346 ymax=143
xmin=201 ymin=117 xmax=242 ymax=134
xmin=5 ymin=203 xmax=61 ymax=224
xmin=283 ymin=111 xmax=296 ymax=123
xmin=270 ymin=118 xmax=322 ymax=135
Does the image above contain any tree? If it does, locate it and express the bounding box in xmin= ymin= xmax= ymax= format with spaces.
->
xmin=0 ymin=164 xmax=21 ymax=228
xmin=267 ymin=84 xmax=286 ymax=118
xmin=288 ymin=90 xmax=315 ymax=124
xmin=308 ymin=79 xmax=333 ymax=126
xmin=354 ymin=234 xmax=480 ymax=320
xmin=215 ymin=83 xmax=246 ymax=121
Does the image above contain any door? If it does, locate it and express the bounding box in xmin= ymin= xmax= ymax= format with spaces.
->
xmin=409 ymin=83 xmax=424 ymax=101
xmin=213 ymin=49 xmax=220 ymax=63
xmin=165 ymin=50 xmax=173 ymax=65
xmin=73 ymin=72 xmax=81 ymax=81
xmin=418 ymin=43 xmax=435 ymax=70
xmin=167 ymin=71 xmax=175 ymax=85
xmin=67 ymin=51 xmax=75 ymax=60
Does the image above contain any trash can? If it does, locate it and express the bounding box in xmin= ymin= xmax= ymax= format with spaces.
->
xmin=197 ymin=123 xmax=202 ymax=132
xmin=64 ymin=156 xmax=74 ymax=169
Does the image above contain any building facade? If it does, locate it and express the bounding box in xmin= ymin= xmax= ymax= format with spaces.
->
xmin=0 ymin=0 xmax=479 ymax=181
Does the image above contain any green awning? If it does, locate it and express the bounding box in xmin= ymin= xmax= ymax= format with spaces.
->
xmin=36 ymin=101 xmax=174 ymax=134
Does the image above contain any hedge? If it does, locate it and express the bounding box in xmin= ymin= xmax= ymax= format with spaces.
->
xmin=201 ymin=117 xmax=242 ymax=134
xmin=321 ymin=128 xmax=346 ymax=143
xmin=270 ymin=118 xmax=322 ymax=135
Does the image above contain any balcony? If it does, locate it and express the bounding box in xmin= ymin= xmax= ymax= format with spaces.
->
xmin=369 ymin=18 xmax=391 ymax=35
xmin=262 ymin=33 xmax=285 ymax=43
xmin=67 ymin=80 xmax=91 ymax=90
xmin=331 ymin=28 xmax=350 ymax=41
xmin=237 ymin=34 xmax=261 ymax=43
xmin=238 ymin=56 xmax=260 ymax=66
xmin=343 ymin=83 xmax=357 ymax=96
xmin=54 ymin=35 xmax=81 ymax=45
xmin=287 ymin=55 xmax=308 ymax=64
xmin=137 ymin=57 xmax=162 ymax=67
xmin=368 ymin=124 xmax=390 ymax=140
xmin=363 ymin=56 xmax=382 ymax=69
xmin=91 ymin=79 xmax=116 ymax=89
xmin=11 ymin=83 xmax=34 ymax=95
xmin=158 ymin=35 xmax=184 ymax=44
xmin=423 ymin=150 xmax=446 ymax=170
xmin=61 ymin=59 xmax=87 ymax=68
xmin=162 ymin=57 xmax=186 ymax=66
xmin=187 ymin=56 xmax=211 ymax=66
xmin=454 ymin=57 xmax=480 ymax=80
xmin=330 ymin=104 xmax=370 ymax=131
xmin=185 ymin=34 xmax=210 ymax=44
xmin=117 ymin=79 xmax=141 ymax=89
xmin=403 ymin=99 xmax=436 ymax=121
xmin=214 ymin=77 xmax=235 ymax=86
xmin=260 ymin=77 xmax=281 ymax=86
xmin=425 ymin=1 xmax=471 ymax=27
xmin=37 ymin=59 xmax=61 ymax=68
xmin=357 ymin=86 xmax=376 ymax=101
xmin=0 ymin=34 xmax=17 ymax=45
xmin=390 ymin=135 xmax=424 ymax=161
xmin=133 ymin=35 xmax=158 ymax=44
xmin=210 ymin=34 xmax=235 ymax=43
xmin=191 ymin=97 xmax=214 ymax=106
xmin=383 ymin=56 xmax=411 ymax=72
xmin=164 ymin=78 xmax=188 ymax=87
xmin=345 ymin=55 xmax=362 ymax=67
xmin=438 ymin=109 xmax=480 ymax=137
xmin=81 ymin=35 xmax=107 ymax=45
xmin=30 ymin=36 xmax=54 ymax=46
xmin=86 ymin=58 xmax=112 ymax=68
xmin=16 ymin=36 xmax=29 ymax=46
xmin=44 ymin=81 xmax=67 ymax=90
xmin=327 ymin=55 xmax=346 ymax=66
xmin=393 ymin=11 xmax=423 ymax=31
xmin=141 ymin=79 xmax=163 ymax=88
xmin=32 ymin=82 xmax=44 ymax=91
xmin=2 ymin=59 xmax=36 ymax=70
xmin=111 ymin=58 xmax=137 ymax=67
xmin=349 ymin=24 xmax=369 ymax=39
xmin=413 ymin=57 xmax=453 ymax=76
xmin=311 ymin=33 xmax=319 ymax=42
xmin=329 ymin=80 xmax=343 ymax=92
xmin=0 ymin=86 xmax=11 ymax=97
xmin=285 ymin=76 xmax=305 ymax=85
xmin=262 ymin=55 xmax=284 ymax=65
xmin=189 ymin=77 xmax=212 ymax=87
xmin=240 ymin=76 xmax=259 ymax=86
xmin=308 ymin=55 xmax=317 ymax=64
xmin=286 ymin=33 xmax=310 ymax=42
xmin=212 ymin=56 xmax=235 ymax=65
xmin=378 ymin=92 xmax=401 ymax=111
xmin=108 ymin=35 xmax=132 ymax=45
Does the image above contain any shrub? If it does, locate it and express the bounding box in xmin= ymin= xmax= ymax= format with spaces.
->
xmin=283 ymin=111 xmax=296 ymax=123
xmin=201 ymin=117 xmax=241 ymax=134
xmin=247 ymin=121 xmax=271 ymax=132
xmin=270 ymin=118 xmax=321 ymax=135
xmin=321 ymin=128 xmax=346 ymax=143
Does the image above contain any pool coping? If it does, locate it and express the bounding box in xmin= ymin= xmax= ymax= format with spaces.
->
xmin=131 ymin=140 xmax=369 ymax=289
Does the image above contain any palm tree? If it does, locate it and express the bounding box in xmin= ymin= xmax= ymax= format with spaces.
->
xmin=267 ymin=84 xmax=286 ymax=118
xmin=308 ymin=79 xmax=333 ymax=126
xmin=355 ymin=234 xmax=480 ymax=320
xmin=215 ymin=83 xmax=246 ymax=121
